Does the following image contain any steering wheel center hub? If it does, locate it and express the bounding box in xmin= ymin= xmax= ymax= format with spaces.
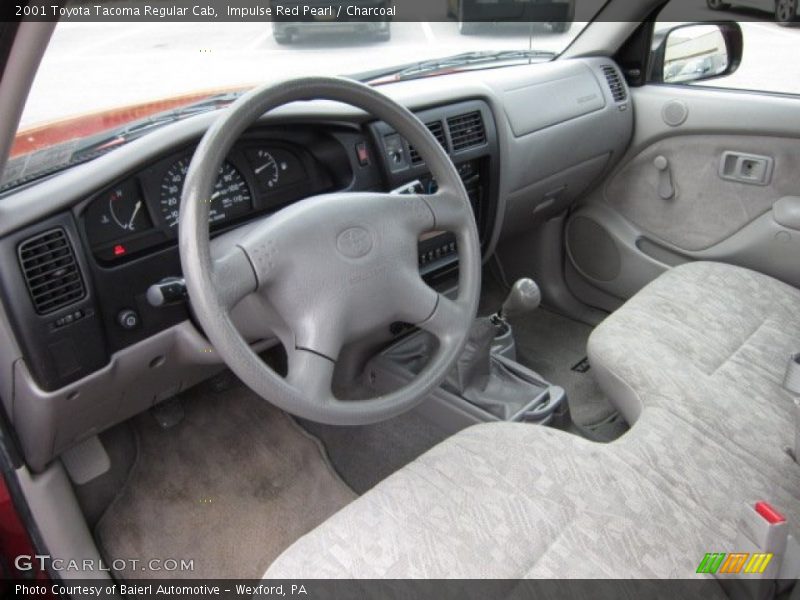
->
xmin=336 ymin=226 xmax=374 ymax=259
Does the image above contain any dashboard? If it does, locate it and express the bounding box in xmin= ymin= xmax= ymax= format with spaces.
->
xmin=0 ymin=58 xmax=634 ymax=471
xmin=0 ymin=100 xmax=500 ymax=395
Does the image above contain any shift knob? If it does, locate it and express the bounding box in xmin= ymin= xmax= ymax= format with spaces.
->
xmin=500 ymin=278 xmax=540 ymax=319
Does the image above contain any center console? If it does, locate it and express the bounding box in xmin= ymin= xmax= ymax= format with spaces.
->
xmin=368 ymin=102 xmax=567 ymax=430
xmin=371 ymin=99 xmax=499 ymax=283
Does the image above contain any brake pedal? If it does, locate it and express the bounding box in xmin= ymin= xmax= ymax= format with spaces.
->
xmin=209 ymin=370 xmax=236 ymax=393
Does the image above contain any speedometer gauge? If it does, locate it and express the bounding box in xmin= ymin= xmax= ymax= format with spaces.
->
xmin=159 ymin=157 xmax=252 ymax=229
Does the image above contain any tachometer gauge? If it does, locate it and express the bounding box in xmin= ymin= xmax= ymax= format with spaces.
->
xmin=159 ymin=157 xmax=252 ymax=229
xmin=251 ymin=149 xmax=280 ymax=188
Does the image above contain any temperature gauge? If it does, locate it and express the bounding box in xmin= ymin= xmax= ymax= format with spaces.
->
xmin=109 ymin=186 xmax=150 ymax=232
xmin=84 ymin=179 xmax=153 ymax=246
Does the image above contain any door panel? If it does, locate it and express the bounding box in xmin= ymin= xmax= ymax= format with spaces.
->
xmin=604 ymin=134 xmax=800 ymax=251
xmin=567 ymin=85 xmax=800 ymax=308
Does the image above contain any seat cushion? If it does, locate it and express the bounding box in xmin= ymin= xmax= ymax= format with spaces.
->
xmin=264 ymin=422 xmax=726 ymax=579
xmin=588 ymin=261 xmax=800 ymax=426
xmin=265 ymin=262 xmax=800 ymax=579
xmin=588 ymin=261 xmax=800 ymax=505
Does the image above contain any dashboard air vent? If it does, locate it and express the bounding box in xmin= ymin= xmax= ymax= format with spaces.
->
xmin=409 ymin=120 xmax=448 ymax=165
xmin=18 ymin=228 xmax=86 ymax=315
xmin=447 ymin=111 xmax=486 ymax=152
xmin=601 ymin=65 xmax=627 ymax=102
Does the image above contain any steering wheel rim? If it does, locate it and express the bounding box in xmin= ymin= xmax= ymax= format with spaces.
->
xmin=179 ymin=76 xmax=481 ymax=425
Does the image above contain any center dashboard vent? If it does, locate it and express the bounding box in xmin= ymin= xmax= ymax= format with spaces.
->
xmin=447 ymin=111 xmax=486 ymax=152
xmin=409 ymin=120 xmax=448 ymax=165
xmin=18 ymin=228 xmax=86 ymax=315
xmin=601 ymin=65 xmax=627 ymax=102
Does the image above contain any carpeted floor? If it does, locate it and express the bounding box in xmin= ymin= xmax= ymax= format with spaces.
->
xmin=300 ymin=410 xmax=449 ymax=494
xmin=95 ymin=381 xmax=355 ymax=580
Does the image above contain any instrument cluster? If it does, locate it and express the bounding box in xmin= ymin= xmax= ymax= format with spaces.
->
xmin=83 ymin=143 xmax=314 ymax=262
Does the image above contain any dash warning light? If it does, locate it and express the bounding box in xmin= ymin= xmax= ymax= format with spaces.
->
xmin=113 ymin=244 xmax=127 ymax=256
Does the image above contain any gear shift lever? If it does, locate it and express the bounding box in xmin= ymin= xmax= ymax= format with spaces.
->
xmin=447 ymin=278 xmax=540 ymax=394
xmin=374 ymin=276 xmax=566 ymax=423
xmin=497 ymin=278 xmax=541 ymax=321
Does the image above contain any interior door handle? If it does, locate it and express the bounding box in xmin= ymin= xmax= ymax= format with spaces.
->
xmin=719 ymin=151 xmax=774 ymax=186
xmin=653 ymin=155 xmax=675 ymax=200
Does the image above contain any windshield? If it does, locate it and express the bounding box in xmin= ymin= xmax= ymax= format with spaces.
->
xmin=7 ymin=11 xmax=603 ymax=190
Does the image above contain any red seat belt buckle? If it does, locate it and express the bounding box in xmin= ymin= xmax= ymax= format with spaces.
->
xmin=754 ymin=501 xmax=786 ymax=525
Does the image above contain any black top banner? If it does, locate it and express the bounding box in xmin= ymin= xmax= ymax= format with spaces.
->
xmin=1 ymin=0 xmax=784 ymax=22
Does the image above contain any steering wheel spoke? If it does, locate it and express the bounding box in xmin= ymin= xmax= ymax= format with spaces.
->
xmin=427 ymin=185 xmax=471 ymax=231
xmin=374 ymin=192 xmax=436 ymax=237
xmin=211 ymin=246 xmax=258 ymax=310
xmin=416 ymin=292 xmax=469 ymax=349
xmin=285 ymin=347 xmax=336 ymax=405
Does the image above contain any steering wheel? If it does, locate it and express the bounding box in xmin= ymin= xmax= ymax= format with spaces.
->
xmin=179 ymin=76 xmax=481 ymax=425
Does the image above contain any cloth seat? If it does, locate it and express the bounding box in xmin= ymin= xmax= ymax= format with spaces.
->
xmin=587 ymin=261 xmax=800 ymax=512
xmin=265 ymin=262 xmax=800 ymax=579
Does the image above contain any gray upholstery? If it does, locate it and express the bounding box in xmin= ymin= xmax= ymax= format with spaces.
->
xmin=265 ymin=261 xmax=800 ymax=578
xmin=588 ymin=261 xmax=800 ymax=497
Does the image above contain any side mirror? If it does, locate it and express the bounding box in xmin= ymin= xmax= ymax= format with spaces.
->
xmin=651 ymin=22 xmax=743 ymax=84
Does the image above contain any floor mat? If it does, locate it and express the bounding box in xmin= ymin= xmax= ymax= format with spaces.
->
xmin=95 ymin=380 xmax=356 ymax=580
xmin=481 ymin=274 xmax=625 ymax=432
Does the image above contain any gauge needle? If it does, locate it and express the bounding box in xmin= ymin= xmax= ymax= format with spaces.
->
xmin=127 ymin=201 xmax=142 ymax=230
xmin=255 ymin=162 xmax=272 ymax=174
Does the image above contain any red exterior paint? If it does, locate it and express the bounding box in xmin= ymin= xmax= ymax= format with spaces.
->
xmin=0 ymin=473 xmax=50 ymax=591
xmin=11 ymin=86 xmax=248 ymax=158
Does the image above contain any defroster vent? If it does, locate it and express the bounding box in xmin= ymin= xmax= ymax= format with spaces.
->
xmin=18 ymin=228 xmax=86 ymax=315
